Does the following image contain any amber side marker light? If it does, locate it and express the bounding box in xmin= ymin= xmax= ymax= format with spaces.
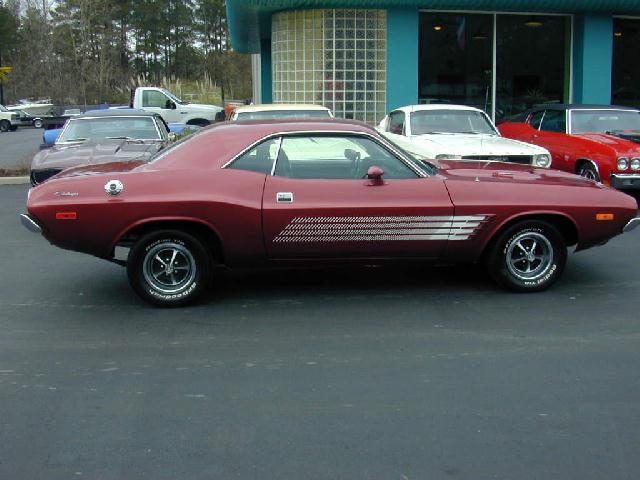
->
xmin=596 ymin=213 xmax=614 ymax=221
xmin=56 ymin=212 xmax=78 ymax=220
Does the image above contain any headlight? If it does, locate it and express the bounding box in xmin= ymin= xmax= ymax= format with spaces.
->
xmin=534 ymin=154 xmax=551 ymax=168
xmin=435 ymin=154 xmax=462 ymax=160
xmin=631 ymin=158 xmax=640 ymax=171
xmin=618 ymin=157 xmax=629 ymax=170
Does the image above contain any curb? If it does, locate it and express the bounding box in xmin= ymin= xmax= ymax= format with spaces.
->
xmin=0 ymin=176 xmax=30 ymax=185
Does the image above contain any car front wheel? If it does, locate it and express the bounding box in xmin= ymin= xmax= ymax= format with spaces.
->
xmin=0 ymin=120 xmax=10 ymax=132
xmin=127 ymin=230 xmax=212 ymax=307
xmin=486 ymin=220 xmax=567 ymax=292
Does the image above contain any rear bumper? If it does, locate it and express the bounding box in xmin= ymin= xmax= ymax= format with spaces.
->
xmin=624 ymin=217 xmax=640 ymax=233
xmin=611 ymin=174 xmax=640 ymax=190
xmin=20 ymin=214 xmax=42 ymax=234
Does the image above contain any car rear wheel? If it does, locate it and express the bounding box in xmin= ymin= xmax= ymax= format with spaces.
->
xmin=33 ymin=118 xmax=43 ymax=128
xmin=0 ymin=120 xmax=10 ymax=132
xmin=486 ymin=220 xmax=567 ymax=292
xmin=127 ymin=230 xmax=212 ymax=307
xmin=578 ymin=163 xmax=600 ymax=182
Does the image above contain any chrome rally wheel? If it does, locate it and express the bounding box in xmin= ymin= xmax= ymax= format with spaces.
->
xmin=505 ymin=232 xmax=554 ymax=282
xmin=142 ymin=242 xmax=197 ymax=296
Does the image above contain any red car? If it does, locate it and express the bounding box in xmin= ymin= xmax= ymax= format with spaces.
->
xmin=499 ymin=105 xmax=640 ymax=190
xmin=21 ymin=119 xmax=639 ymax=306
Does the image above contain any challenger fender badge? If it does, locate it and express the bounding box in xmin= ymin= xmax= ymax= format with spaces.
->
xmin=105 ymin=180 xmax=124 ymax=196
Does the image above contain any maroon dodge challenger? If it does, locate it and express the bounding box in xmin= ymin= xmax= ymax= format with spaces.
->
xmin=21 ymin=119 xmax=639 ymax=306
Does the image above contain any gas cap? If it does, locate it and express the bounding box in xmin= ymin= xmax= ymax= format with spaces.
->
xmin=105 ymin=180 xmax=124 ymax=196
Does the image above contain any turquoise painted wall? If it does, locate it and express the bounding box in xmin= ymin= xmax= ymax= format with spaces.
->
xmin=573 ymin=14 xmax=613 ymax=104
xmin=386 ymin=8 xmax=419 ymax=112
xmin=261 ymin=39 xmax=273 ymax=104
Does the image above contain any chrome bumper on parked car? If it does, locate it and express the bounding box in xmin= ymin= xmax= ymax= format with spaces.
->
xmin=624 ymin=217 xmax=640 ymax=233
xmin=611 ymin=174 xmax=640 ymax=190
xmin=20 ymin=214 xmax=42 ymax=234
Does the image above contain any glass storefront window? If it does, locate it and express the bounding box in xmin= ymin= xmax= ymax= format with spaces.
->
xmin=612 ymin=18 xmax=640 ymax=108
xmin=419 ymin=12 xmax=571 ymax=122
xmin=418 ymin=13 xmax=493 ymax=114
xmin=496 ymin=15 xmax=570 ymax=121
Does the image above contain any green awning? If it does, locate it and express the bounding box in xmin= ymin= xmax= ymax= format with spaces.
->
xmin=227 ymin=0 xmax=640 ymax=52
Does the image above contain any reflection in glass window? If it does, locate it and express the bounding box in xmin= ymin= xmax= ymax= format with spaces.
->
xmin=410 ymin=109 xmax=497 ymax=135
xmin=228 ymin=138 xmax=280 ymax=174
xmin=570 ymin=110 xmax=640 ymax=134
xmin=58 ymin=117 xmax=161 ymax=142
xmin=496 ymin=15 xmax=569 ymax=121
xmin=613 ymin=18 xmax=640 ymax=108
xmin=419 ymin=13 xmax=493 ymax=113
xmin=275 ymin=135 xmax=417 ymax=179
xmin=142 ymin=90 xmax=170 ymax=109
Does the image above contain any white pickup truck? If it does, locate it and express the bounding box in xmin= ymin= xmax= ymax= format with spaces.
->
xmin=130 ymin=87 xmax=224 ymax=127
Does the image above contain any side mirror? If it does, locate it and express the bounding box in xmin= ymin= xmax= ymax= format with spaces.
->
xmin=165 ymin=100 xmax=176 ymax=110
xmin=366 ymin=166 xmax=385 ymax=185
xmin=168 ymin=132 xmax=177 ymax=142
xmin=367 ymin=166 xmax=384 ymax=180
xmin=214 ymin=111 xmax=225 ymax=122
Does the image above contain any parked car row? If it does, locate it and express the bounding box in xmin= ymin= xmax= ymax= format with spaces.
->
xmin=20 ymin=102 xmax=640 ymax=307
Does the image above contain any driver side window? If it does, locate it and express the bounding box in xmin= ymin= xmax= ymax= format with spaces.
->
xmin=529 ymin=111 xmax=545 ymax=130
xmin=273 ymin=135 xmax=417 ymax=180
xmin=142 ymin=90 xmax=171 ymax=109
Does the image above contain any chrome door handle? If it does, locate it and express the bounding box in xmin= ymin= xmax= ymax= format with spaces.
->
xmin=276 ymin=192 xmax=294 ymax=203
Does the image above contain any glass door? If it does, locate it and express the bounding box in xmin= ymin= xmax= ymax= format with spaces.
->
xmin=613 ymin=18 xmax=640 ymax=108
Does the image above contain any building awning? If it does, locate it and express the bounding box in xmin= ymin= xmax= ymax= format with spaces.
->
xmin=227 ymin=0 xmax=640 ymax=52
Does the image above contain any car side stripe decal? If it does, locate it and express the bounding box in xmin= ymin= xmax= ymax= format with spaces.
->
xmin=273 ymin=215 xmax=490 ymax=243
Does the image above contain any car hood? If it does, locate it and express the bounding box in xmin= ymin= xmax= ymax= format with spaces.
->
xmin=31 ymin=139 xmax=163 ymax=170
xmin=407 ymin=133 xmax=548 ymax=156
xmin=574 ymin=132 xmax=640 ymax=152
xmin=434 ymin=159 xmax=599 ymax=188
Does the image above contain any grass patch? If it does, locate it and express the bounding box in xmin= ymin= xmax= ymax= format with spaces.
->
xmin=0 ymin=167 xmax=29 ymax=177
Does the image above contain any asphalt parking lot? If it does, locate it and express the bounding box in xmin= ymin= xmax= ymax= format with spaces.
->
xmin=0 ymin=127 xmax=42 ymax=171
xmin=2 ymin=183 xmax=640 ymax=479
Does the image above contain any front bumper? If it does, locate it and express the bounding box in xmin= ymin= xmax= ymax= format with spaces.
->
xmin=20 ymin=214 xmax=42 ymax=234
xmin=611 ymin=173 xmax=640 ymax=190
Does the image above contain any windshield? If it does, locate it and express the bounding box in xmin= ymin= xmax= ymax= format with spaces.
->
xmin=236 ymin=110 xmax=331 ymax=120
xmin=161 ymin=88 xmax=186 ymax=105
xmin=570 ymin=109 xmax=640 ymax=134
xmin=410 ymin=110 xmax=498 ymax=135
xmin=58 ymin=116 xmax=161 ymax=142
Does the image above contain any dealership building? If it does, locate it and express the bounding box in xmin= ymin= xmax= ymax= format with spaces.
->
xmin=226 ymin=1 xmax=640 ymax=124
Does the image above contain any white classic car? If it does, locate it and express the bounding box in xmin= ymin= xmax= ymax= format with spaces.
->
xmin=378 ymin=104 xmax=552 ymax=168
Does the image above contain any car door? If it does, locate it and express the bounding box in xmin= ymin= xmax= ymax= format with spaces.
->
xmin=141 ymin=90 xmax=181 ymax=123
xmin=535 ymin=109 xmax=570 ymax=171
xmin=262 ymin=133 xmax=455 ymax=260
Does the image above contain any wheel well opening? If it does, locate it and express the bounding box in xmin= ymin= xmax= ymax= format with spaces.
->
xmin=117 ymin=220 xmax=224 ymax=264
xmin=186 ymin=119 xmax=210 ymax=127
xmin=575 ymin=158 xmax=593 ymax=174
xmin=482 ymin=214 xmax=578 ymax=261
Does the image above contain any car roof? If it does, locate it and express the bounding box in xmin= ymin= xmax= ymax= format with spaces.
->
xmin=529 ymin=104 xmax=640 ymax=112
xmin=234 ymin=104 xmax=331 ymax=113
xmin=77 ymin=109 xmax=158 ymax=119
xmin=391 ymin=104 xmax=485 ymax=114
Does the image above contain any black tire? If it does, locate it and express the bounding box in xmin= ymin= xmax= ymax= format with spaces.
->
xmin=0 ymin=120 xmax=10 ymax=132
xmin=33 ymin=118 xmax=44 ymax=128
xmin=127 ymin=230 xmax=212 ymax=307
xmin=486 ymin=220 xmax=567 ymax=292
xmin=578 ymin=162 xmax=600 ymax=182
